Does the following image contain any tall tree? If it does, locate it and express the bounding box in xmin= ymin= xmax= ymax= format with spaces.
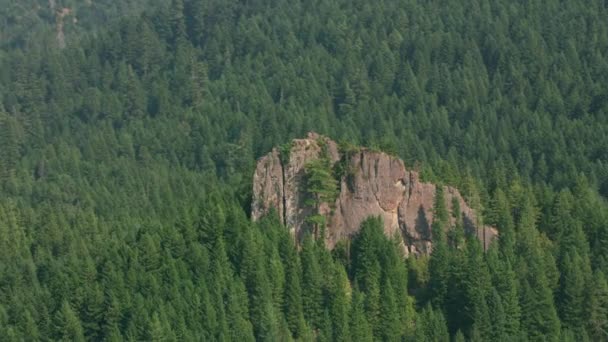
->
xmin=428 ymin=187 xmax=449 ymax=308
xmin=349 ymin=291 xmax=373 ymax=342
xmin=54 ymin=301 xmax=86 ymax=342
xmin=587 ymin=271 xmax=608 ymax=341
xmin=300 ymin=236 xmax=324 ymax=330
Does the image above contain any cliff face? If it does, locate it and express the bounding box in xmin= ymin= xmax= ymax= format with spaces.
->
xmin=252 ymin=133 xmax=496 ymax=256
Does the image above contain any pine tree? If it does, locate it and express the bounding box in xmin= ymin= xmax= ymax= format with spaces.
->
xmin=304 ymin=154 xmax=338 ymax=238
xmin=497 ymin=261 xmax=521 ymax=338
xmin=329 ymin=264 xmax=351 ymax=342
xmin=587 ymin=271 xmax=608 ymax=341
xmin=433 ymin=186 xmax=449 ymax=227
xmin=281 ymin=238 xmax=306 ymax=338
xmin=350 ymin=217 xmax=383 ymax=335
xmin=517 ymin=199 xmax=561 ymax=341
xmin=428 ymin=200 xmax=449 ymax=308
xmin=349 ymin=291 xmax=373 ymax=342
xmin=464 ymin=239 xmax=492 ymax=339
xmin=449 ymin=196 xmax=466 ymax=248
xmin=379 ymin=279 xmax=401 ymax=341
xmin=0 ymin=107 xmax=21 ymax=180
xmin=240 ymin=230 xmax=279 ymax=340
xmin=454 ymin=330 xmax=466 ymax=342
xmin=415 ymin=305 xmax=449 ymax=342
xmin=489 ymin=189 xmax=516 ymax=257
xmin=558 ymin=252 xmax=587 ymax=333
xmin=338 ymin=81 xmax=357 ymax=121
xmin=300 ymin=236 xmax=324 ymax=330
xmin=268 ymin=248 xmax=286 ymax=314
xmin=170 ymin=0 xmax=187 ymax=45
xmin=185 ymin=0 xmax=206 ymax=46
xmin=520 ymin=262 xmax=561 ymax=341
xmin=148 ymin=312 xmax=168 ymax=342
xmin=226 ymin=279 xmax=255 ymax=342
xmin=54 ymin=301 xmax=85 ymax=342
xmin=21 ymin=309 xmax=40 ymax=341
xmin=80 ymin=283 xmax=104 ymax=340
xmin=487 ymin=288 xmax=506 ymax=341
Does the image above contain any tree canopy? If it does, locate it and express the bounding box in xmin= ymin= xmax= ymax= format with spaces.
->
xmin=1 ymin=0 xmax=608 ymax=340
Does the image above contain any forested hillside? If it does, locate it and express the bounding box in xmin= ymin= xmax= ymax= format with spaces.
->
xmin=0 ymin=0 xmax=154 ymax=51
xmin=0 ymin=0 xmax=607 ymax=340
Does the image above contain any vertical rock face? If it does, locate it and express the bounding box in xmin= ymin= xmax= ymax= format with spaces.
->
xmin=252 ymin=133 xmax=497 ymax=255
xmin=252 ymin=149 xmax=284 ymax=222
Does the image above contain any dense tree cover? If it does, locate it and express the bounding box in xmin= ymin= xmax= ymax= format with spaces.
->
xmin=1 ymin=0 xmax=608 ymax=340
xmin=0 ymin=0 xmax=155 ymax=51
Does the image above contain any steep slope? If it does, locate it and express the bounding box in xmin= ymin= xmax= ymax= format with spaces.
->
xmin=253 ymin=133 xmax=497 ymax=255
xmin=0 ymin=0 xmax=155 ymax=50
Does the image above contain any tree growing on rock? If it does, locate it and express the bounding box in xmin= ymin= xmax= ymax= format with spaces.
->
xmin=304 ymin=143 xmax=339 ymax=239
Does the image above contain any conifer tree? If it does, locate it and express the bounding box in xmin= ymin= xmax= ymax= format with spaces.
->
xmin=496 ymin=261 xmax=521 ymax=338
xmin=0 ymin=107 xmax=21 ymax=180
xmin=54 ymin=301 xmax=85 ymax=342
xmin=281 ymin=239 xmax=306 ymax=338
xmin=1 ymin=0 xmax=608 ymax=340
xmin=558 ymin=251 xmax=587 ymax=334
xmin=520 ymin=257 xmax=561 ymax=341
xmin=379 ymin=278 xmax=401 ymax=341
xmin=428 ymin=190 xmax=449 ymax=308
xmin=349 ymin=291 xmax=373 ymax=342
xmin=461 ymin=239 xmax=492 ymax=338
xmin=304 ymin=153 xmax=338 ymax=238
xmin=487 ymin=288 xmax=506 ymax=341
xmin=148 ymin=312 xmax=168 ymax=342
xmin=300 ymin=236 xmax=324 ymax=330
xmin=490 ymin=189 xmax=516 ymax=258
xmin=350 ymin=217 xmax=383 ymax=334
xmin=226 ymin=279 xmax=255 ymax=342
xmin=588 ymin=271 xmax=608 ymax=341
xmin=415 ymin=305 xmax=449 ymax=342
xmin=170 ymin=0 xmax=187 ymax=45
xmin=329 ymin=264 xmax=351 ymax=342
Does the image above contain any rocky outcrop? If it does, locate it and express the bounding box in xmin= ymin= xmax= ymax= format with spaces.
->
xmin=55 ymin=7 xmax=72 ymax=49
xmin=252 ymin=133 xmax=497 ymax=256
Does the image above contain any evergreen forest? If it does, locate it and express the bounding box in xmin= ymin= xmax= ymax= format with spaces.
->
xmin=1 ymin=0 xmax=608 ymax=340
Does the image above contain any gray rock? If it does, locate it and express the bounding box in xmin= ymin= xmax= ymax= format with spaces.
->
xmin=252 ymin=133 xmax=497 ymax=255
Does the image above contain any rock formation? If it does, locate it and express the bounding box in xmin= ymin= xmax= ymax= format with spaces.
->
xmin=252 ymin=133 xmax=497 ymax=256
xmin=55 ymin=7 xmax=72 ymax=49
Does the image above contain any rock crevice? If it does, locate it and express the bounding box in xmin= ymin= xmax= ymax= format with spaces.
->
xmin=252 ymin=133 xmax=496 ymax=255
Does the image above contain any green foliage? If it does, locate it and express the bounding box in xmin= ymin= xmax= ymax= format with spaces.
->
xmin=0 ymin=0 xmax=607 ymax=340
xmin=304 ymin=146 xmax=339 ymax=237
xmin=349 ymin=291 xmax=373 ymax=342
xmin=415 ymin=305 xmax=449 ymax=342
xmin=588 ymin=271 xmax=608 ymax=341
xmin=428 ymin=187 xmax=450 ymax=308
xmin=350 ymin=217 xmax=415 ymax=339
xmin=278 ymin=142 xmax=293 ymax=166
xmin=334 ymin=141 xmax=359 ymax=191
xmin=305 ymin=155 xmax=339 ymax=208
xmin=54 ymin=301 xmax=85 ymax=342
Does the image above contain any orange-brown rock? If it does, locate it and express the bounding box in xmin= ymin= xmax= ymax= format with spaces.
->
xmin=252 ymin=133 xmax=497 ymax=255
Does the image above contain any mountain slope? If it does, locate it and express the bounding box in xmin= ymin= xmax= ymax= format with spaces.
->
xmin=0 ymin=0 xmax=156 ymax=50
xmin=0 ymin=0 xmax=607 ymax=340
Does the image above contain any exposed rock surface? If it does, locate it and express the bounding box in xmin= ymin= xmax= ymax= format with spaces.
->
xmin=55 ymin=7 xmax=72 ymax=49
xmin=252 ymin=133 xmax=497 ymax=256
